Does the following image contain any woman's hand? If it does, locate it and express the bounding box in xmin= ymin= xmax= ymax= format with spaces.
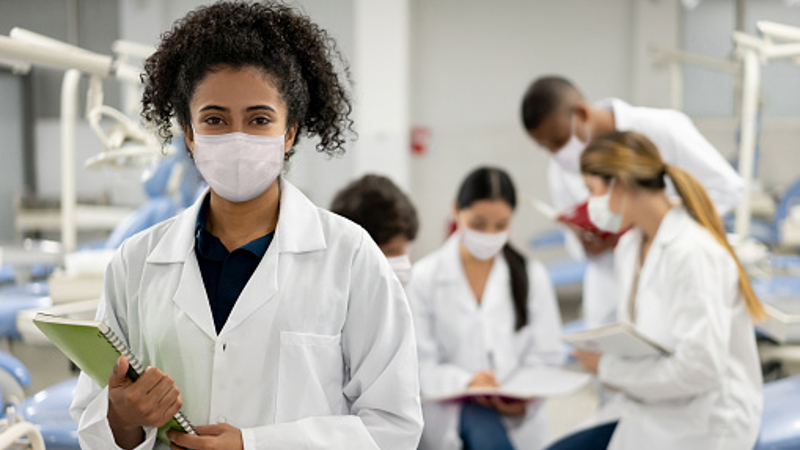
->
xmin=469 ymin=371 xmax=499 ymax=407
xmin=489 ymin=397 xmax=528 ymax=417
xmin=572 ymin=349 xmax=602 ymax=374
xmin=468 ymin=371 xmax=499 ymax=389
xmin=107 ymin=356 xmax=183 ymax=449
xmin=168 ymin=424 xmax=243 ymax=450
xmin=571 ymin=225 xmax=617 ymax=256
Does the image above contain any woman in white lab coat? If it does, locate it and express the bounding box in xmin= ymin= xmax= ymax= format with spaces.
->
xmin=572 ymin=131 xmax=765 ymax=450
xmin=70 ymin=3 xmax=422 ymax=450
xmin=408 ymin=167 xmax=564 ymax=450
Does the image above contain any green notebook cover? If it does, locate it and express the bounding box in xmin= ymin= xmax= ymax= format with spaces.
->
xmin=33 ymin=313 xmax=195 ymax=445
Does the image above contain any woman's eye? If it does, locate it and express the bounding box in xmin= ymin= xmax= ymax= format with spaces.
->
xmin=204 ymin=117 xmax=223 ymax=125
xmin=252 ymin=117 xmax=271 ymax=126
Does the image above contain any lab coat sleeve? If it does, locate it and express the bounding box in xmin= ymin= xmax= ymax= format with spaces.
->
xmin=547 ymin=161 xmax=587 ymax=261
xmin=668 ymin=113 xmax=744 ymax=217
xmin=406 ymin=260 xmax=474 ymax=397
xmin=69 ymin=244 xmax=159 ymax=450
xmin=519 ymin=261 xmax=566 ymax=368
xmin=597 ymin=251 xmax=732 ymax=402
xmin=241 ymin=231 xmax=423 ymax=450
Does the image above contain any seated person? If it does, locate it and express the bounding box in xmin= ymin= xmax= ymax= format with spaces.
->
xmin=331 ymin=174 xmax=419 ymax=284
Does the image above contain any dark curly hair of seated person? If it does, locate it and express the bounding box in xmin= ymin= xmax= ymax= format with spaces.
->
xmin=330 ymin=175 xmax=419 ymax=247
xmin=141 ymin=0 xmax=354 ymax=159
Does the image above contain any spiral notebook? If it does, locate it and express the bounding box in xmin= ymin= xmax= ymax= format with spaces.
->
xmin=33 ymin=313 xmax=196 ymax=444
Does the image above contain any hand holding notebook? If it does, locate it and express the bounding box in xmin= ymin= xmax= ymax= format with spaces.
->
xmin=562 ymin=322 xmax=672 ymax=358
xmin=106 ymin=355 xmax=184 ymax=445
xmin=33 ymin=313 xmax=196 ymax=445
xmin=422 ymin=366 xmax=591 ymax=403
xmin=523 ymin=197 xmax=627 ymax=243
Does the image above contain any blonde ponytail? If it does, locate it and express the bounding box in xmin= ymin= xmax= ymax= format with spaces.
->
xmin=665 ymin=164 xmax=766 ymax=321
xmin=581 ymin=131 xmax=766 ymax=322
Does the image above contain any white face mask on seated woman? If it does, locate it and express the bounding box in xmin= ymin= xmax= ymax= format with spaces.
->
xmin=192 ymin=130 xmax=286 ymax=203
xmin=460 ymin=227 xmax=510 ymax=261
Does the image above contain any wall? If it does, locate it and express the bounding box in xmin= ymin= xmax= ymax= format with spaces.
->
xmin=408 ymin=0 xmax=647 ymax=258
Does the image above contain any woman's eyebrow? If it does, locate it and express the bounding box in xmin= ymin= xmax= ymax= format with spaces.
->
xmin=197 ymin=105 xmax=276 ymax=113
xmin=246 ymin=105 xmax=277 ymax=113
xmin=199 ymin=105 xmax=227 ymax=112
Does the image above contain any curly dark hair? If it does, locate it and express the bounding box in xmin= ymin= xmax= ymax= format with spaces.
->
xmin=141 ymin=0 xmax=354 ymax=158
xmin=330 ymin=175 xmax=419 ymax=247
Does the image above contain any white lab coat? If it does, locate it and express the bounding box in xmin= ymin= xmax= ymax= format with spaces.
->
xmin=547 ymin=98 xmax=745 ymax=328
xmin=597 ymin=206 xmax=762 ymax=450
xmin=70 ymin=180 xmax=423 ymax=450
xmin=407 ymin=235 xmax=564 ymax=450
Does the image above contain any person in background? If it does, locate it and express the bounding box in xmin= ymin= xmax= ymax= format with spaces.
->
xmin=520 ymin=76 xmax=744 ymax=329
xmin=572 ymin=131 xmax=763 ymax=450
xmin=330 ymin=174 xmax=419 ymax=285
xmin=408 ymin=167 xmax=564 ymax=450
xmin=70 ymin=2 xmax=423 ymax=449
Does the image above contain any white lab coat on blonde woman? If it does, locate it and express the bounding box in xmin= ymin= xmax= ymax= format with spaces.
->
xmin=597 ymin=206 xmax=762 ymax=450
xmin=70 ymin=180 xmax=423 ymax=450
xmin=408 ymin=235 xmax=564 ymax=450
xmin=548 ymin=98 xmax=745 ymax=328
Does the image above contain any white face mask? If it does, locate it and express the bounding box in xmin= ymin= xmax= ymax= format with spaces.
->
xmin=387 ymin=254 xmax=412 ymax=286
xmin=461 ymin=227 xmax=510 ymax=261
xmin=587 ymin=179 xmax=626 ymax=233
xmin=553 ymin=113 xmax=591 ymax=174
xmin=193 ymin=131 xmax=285 ymax=203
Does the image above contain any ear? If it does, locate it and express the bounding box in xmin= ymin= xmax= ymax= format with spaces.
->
xmin=183 ymin=123 xmax=195 ymax=155
xmin=284 ymin=123 xmax=299 ymax=154
xmin=452 ymin=201 xmax=461 ymax=223
xmin=573 ymin=102 xmax=590 ymax=123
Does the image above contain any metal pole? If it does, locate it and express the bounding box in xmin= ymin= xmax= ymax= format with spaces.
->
xmin=61 ymin=69 xmax=81 ymax=253
xmin=22 ymin=71 xmax=36 ymax=198
xmin=734 ymin=50 xmax=759 ymax=239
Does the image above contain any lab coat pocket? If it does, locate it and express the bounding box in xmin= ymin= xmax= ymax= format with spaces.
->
xmin=275 ymin=331 xmax=345 ymax=423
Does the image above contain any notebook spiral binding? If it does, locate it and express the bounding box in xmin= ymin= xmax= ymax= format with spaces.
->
xmin=99 ymin=328 xmax=197 ymax=435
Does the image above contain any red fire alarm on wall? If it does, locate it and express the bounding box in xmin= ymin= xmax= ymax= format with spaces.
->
xmin=410 ymin=126 xmax=431 ymax=156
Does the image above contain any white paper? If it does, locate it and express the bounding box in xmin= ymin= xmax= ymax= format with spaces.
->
xmin=562 ymin=322 xmax=671 ymax=358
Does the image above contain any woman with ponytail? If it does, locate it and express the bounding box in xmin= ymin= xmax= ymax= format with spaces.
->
xmin=572 ymin=131 xmax=763 ymax=450
xmin=70 ymin=3 xmax=423 ymax=449
xmin=408 ymin=167 xmax=563 ymax=450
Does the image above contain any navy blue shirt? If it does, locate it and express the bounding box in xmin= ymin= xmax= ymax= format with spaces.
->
xmin=195 ymin=195 xmax=273 ymax=334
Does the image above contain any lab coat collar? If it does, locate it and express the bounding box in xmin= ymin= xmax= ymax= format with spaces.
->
xmin=146 ymin=189 xmax=206 ymax=264
xmin=618 ymin=206 xmax=691 ymax=323
xmin=651 ymin=206 xmax=690 ymax=249
xmin=147 ymin=178 xmax=327 ymax=340
xmin=146 ymin=178 xmax=327 ymax=264
xmin=600 ymin=97 xmax=635 ymax=132
xmin=436 ymin=234 xmax=464 ymax=282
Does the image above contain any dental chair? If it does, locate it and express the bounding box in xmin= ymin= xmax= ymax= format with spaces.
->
xmin=754 ymin=375 xmax=800 ymax=449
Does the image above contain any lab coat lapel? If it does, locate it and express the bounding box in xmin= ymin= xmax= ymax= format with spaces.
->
xmin=632 ymin=208 xmax=686 ymax=322
xmin=143 ymin=189 xmax=219 ymax=339
xmin=173 ymin=250 xmax=218 ymax=339
xmin=219 ymin=179 xmax=327 ymax=337
xmin=616 ymin=228 xmax=641 ymax=323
